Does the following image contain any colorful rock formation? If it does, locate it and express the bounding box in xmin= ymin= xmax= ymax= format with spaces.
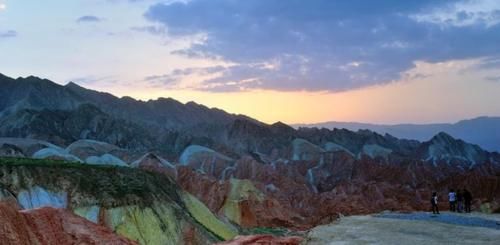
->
xmin=0 ymin=157 xmax=238 ymax=244
xmin=177 ymin=150 xmax=500 ymax=230
xmin=0 ymin=202 xmax=137 ymax=244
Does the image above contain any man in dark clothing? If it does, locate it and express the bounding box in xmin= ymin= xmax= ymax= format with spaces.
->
xmin=456 ymin=190 xmax=464 ymax=213
xmin=463 ymin=189 xmax=472 ymax=213
xmin=431 ymin=192 xmax=440 ymax=214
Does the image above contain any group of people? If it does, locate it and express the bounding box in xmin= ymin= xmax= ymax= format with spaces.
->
xmin=430 ymin=189 xmax=472 ymax=214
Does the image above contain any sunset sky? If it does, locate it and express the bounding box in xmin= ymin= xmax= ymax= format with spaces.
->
xmin=1 ymin=0 xmax=500 ymax=124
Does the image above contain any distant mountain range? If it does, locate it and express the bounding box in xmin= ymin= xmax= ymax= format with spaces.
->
xmin=294 ymin=117 xmax=500 ymax=152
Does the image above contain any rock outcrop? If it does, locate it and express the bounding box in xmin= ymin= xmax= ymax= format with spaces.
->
xmin=132 ymin=152 xmax=177 ymax=179
xmin=85 ymin=153 xmax=127 ymax=166
xmin=0 ymin=138 xmax=60 ymax=157
xmin=33 ymin=147 xmax=83 ymax=163
xmin=418 ymin=132 xmax=488 ymax=166
xmin=179 ymin=145 xmax=234 ymax=178
xmin=0 ymin=144 xmax=25 ymax=158
xmin=217 ymin=235 xmax=303 ymax=245
xmin=66 ymin=139 xmax=123 ymax=159
xmin=0 ymin=157 xmax=238 ymax=244
xmin=0 ymin=202 xmax=137 ymax=244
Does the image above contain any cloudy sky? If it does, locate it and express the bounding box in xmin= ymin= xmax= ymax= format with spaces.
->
xmin=1 ymin=0 xmax=500 ymax=124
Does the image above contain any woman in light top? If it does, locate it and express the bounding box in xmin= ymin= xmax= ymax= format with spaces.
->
xmin=448 ymin=189 xmax=457 ymax=212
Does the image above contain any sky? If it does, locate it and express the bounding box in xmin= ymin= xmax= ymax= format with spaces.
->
xmin=1 ymin=0 xmax=500 ymax=124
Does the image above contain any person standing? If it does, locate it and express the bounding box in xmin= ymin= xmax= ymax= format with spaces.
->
xmin=431 ymin=192 xmax=440 ymax=214
xmin=448 ymin=189 xmax=456 ymax=212
xmin=464 ymin=189 xmax=472 ymax=213
xmin=456 ymin=189 xmax=464 ymax=213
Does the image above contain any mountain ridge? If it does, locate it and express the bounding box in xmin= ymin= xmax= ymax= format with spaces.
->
xmin=0 ymin=73 xmax=254 ymax=128
xmin=1 ymin=73 xmax=498 ymax=165
xmin=294 ymin=117 xmax=500 ymax=152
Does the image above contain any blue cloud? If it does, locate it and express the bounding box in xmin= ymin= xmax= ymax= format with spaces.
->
xmin=130 ymin=25 xmax=167 ymax=36
xmin=144 ymin=0 xmax=500 ymax=92
xmin=77 ymin=15 xmax=102 ymax=23
xmin=0 ymin=30 xmax=17 ymax=38
xmin=144 ymin=66 xmax=226 ymax=89
xmin=68 ymin=76 xmax=116 ymax=85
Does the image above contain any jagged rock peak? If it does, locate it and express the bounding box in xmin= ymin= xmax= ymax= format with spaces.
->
xmin=430 ymin=131 xmax=457 ymax=143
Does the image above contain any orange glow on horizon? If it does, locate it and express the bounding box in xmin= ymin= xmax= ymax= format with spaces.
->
xmin=84 ymin=60 xmax=500 ymax=125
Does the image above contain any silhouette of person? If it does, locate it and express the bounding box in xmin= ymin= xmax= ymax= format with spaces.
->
xmin=448 ymin=189 xmax=457 ymax=212
xmin=464 ymin=189 xmax=472 ymax=213
xmin=431 ymin=192 xmax=440 ymax=214
xmin=456 ymin=189 xmax=464 ymax=213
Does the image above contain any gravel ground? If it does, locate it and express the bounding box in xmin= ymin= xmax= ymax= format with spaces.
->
xmin=304 ymin=212 xmax=500 ymax=245
xmin=376 ymin=212 xmax=500 ymax=230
